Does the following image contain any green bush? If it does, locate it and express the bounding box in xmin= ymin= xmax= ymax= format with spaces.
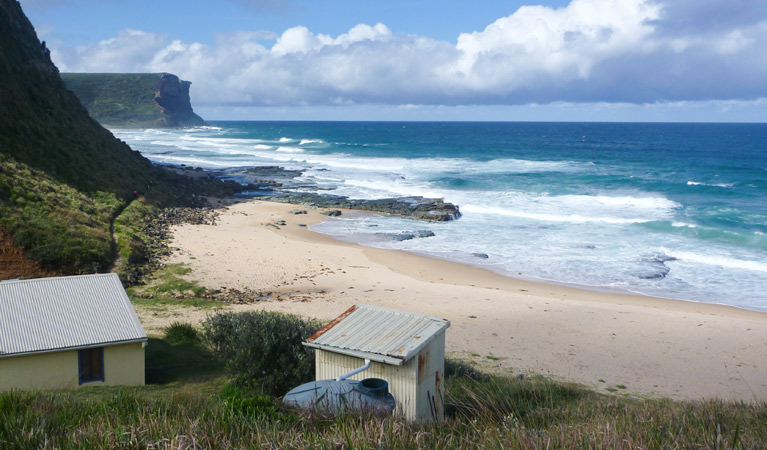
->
xmin=163 ymin=322 xmax=199 ymax=346
xmin=201 ymin=311 xmax=322 ymax=396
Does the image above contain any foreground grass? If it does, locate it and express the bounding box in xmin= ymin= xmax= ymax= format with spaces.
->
xmin=2 ymin=343 xmax=765 ymax=449
xmin=1 ymin=379 xmax=764 ymax=448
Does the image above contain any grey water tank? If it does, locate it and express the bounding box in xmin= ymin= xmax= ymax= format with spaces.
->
xmin=283 ymin=378 xmax=395 ymax=415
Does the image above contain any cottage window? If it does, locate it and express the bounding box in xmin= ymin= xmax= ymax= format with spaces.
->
xmin=78 ymin=347 xmax=104 ymax=384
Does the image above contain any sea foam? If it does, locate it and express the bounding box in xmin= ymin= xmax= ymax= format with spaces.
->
xmin=661 ymin=249 xmax=767 ymax=273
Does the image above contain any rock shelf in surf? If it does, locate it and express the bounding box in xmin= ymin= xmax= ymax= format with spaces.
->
xmin=261 ymin=193 xmax=462 ymax=222
xmin=180 ymin=164 xmax=462 ymax=222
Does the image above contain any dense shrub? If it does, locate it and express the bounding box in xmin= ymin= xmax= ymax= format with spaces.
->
xmin=201 ymin=311 xmax=322 ymax=396
xmin=164 ymin=322 xmax=199 ymax=346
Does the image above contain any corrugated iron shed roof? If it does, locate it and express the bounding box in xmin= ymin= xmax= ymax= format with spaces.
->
xmin=304 ymin=304 xmax=449 ymax=366
xmin=0 ymin=273 xmax=147 ymax=357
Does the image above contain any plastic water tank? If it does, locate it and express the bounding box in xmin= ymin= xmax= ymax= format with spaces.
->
xmin=283 ymin=377 xmax=396 ymax=415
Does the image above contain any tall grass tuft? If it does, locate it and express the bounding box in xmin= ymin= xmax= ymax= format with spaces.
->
xmin=164 ymin=322 xmax=200 ymax=347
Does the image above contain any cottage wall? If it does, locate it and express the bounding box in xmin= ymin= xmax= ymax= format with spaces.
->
xmin=104 ymin=342 xmax=145 ymax=386
xmin=0 ymin=348 xmax=79 ymax=390
xmin=0 ymin=342 xmax=145 ymax=391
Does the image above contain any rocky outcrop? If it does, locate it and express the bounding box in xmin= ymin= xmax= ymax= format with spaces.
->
xmin=61 ymin=72 xmax=205 ymax=128
xmin=262 ymin=192 xmax=461 ymax=222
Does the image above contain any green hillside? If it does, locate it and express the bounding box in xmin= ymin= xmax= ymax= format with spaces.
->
xmin=0 ymin=2 xmax=159 ymax=195
xmin=0 ymin=0 xmax=237 ymax=278
xmin=62 ymin=72 xmax=206 ymax=128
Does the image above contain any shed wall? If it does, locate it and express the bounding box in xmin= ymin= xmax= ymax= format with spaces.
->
xmin=316 ymin=350 xmax=417 ymax=420
xmin=414 ymin=332 xmax=446 ymax=421
xmin=314 ymin=331 xmax=446 ymax=421
xmin=0 ymin=342 xmax=145 ymax=391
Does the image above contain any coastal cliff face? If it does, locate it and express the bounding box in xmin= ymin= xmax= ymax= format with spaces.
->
xmin=61 ymin=72 xmax=206 ymax=128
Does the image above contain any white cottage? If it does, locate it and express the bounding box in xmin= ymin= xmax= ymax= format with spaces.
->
xmin=304 ymin=304 xmax=450 ymax=421
xmin=0 ymin=273 xmax=147 ymax=390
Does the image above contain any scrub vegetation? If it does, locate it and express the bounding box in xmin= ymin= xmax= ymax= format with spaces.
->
xmin=200 ymin=311 xmax=323 ymax=396
xmin=0 ymin=154 xmax=121 ymax=273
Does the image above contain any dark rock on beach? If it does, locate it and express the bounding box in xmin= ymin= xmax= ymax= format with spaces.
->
xmin=635 ymin=254 xmax=676 ymax=280
xmin=169 ymin=164 xmax=461 ymax=223
xmin=376 ymin=230 xmax=435 ymax=242
xmin=472 ymin=253 xmax=490 ymax=259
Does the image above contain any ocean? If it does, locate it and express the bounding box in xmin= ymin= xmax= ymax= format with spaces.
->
xmin=113 ymin=122 xmax=767 ymax=311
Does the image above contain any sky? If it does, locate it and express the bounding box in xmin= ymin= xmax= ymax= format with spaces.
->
xmin=21 ymin=0 xmax=767 ymax=122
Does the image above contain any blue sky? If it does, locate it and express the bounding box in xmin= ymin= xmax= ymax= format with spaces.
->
xmin=22 ymin=0 xmax=767 ymax=122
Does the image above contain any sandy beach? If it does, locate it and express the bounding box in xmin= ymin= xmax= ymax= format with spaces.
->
xmin=147 ymin=199 xmax=767 ymax=403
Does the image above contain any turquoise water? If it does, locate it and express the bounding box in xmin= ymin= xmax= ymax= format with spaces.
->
xmin=114 ymin=122 xmax=767 ymax=311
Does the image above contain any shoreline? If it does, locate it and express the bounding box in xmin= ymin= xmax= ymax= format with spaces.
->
xmin=156 ymin=198 xmax=767 ymax=402
xmin=308 ymin=208 xmax=766 ymax=320
xmin=363 ymin=238 xmax=767 ymax=317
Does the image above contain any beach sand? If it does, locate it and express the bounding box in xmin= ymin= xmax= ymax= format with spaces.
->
xmin=146 ymin=199 xmax=767 ymax=402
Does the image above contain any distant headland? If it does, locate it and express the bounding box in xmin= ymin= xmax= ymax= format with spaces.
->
xmin=61 ymin=72 xmax=205 ymax=128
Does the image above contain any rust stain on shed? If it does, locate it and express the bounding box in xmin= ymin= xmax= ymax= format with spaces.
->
xmin=418 ymin=350 xmax=430 ymax=384
xmin=307 ymin=305 xmax=357 ymax=341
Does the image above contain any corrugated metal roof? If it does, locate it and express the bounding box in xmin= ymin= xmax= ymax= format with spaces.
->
xmin=304 ymin=304 xmax=449 ymax=366
xmin=0 ymin=274 xmax=147 ymax=357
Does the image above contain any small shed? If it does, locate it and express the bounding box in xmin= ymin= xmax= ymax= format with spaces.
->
xmin=0 ymin=273 xmax=147 ymax=390
xmin=304 ymin=304 xmax=450 ymax=421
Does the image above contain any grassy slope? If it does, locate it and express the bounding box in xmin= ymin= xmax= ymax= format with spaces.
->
xmin=2 ymin=296 xmax=763 ymax=447
xmin=0 ymin=154 xmax=121 ymax=272
xmin=0 ymin=0 xmax=160 ymax=275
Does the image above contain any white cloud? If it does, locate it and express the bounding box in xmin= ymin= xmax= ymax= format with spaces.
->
xmin=452 ymin=0 xmax=661 ymax=91
xmin=51 ymin=0 xmax=767 ymax=107
xmin=54 ymin=29 xmax=166 ymax=72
